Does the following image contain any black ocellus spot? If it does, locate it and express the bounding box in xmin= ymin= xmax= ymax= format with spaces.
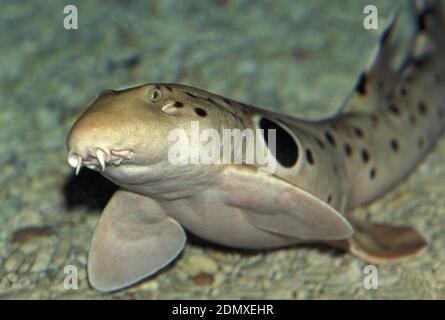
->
xmin=259 ymin=118 xmax=299 ymax=168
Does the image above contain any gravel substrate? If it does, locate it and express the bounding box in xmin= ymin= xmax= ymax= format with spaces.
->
xmin=1 ymin=0 xmax=445 ymax=299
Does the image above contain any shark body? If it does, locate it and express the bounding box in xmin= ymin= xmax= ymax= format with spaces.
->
xmin=67 ymin=1 xmax=445 ymax=292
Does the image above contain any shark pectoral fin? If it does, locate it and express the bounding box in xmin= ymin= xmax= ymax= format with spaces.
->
xmin=329 ymin=220 xmax=427 ymax=264
xmin=222 ymin=165 xmax=353 ymax=241
xmin=87 ymin=189 xmax=186 ymax=292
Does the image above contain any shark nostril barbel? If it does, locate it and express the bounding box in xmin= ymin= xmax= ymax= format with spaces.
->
xmin=67 ymin=153 xmax=79 ymax=168
xmin=111 ymin=149 xmax=133 ymax=160
xmin=67 ymin=153 xmax=83 ymax=175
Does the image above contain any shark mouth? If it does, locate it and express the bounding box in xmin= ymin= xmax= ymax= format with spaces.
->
xmin=67 ymin=149 xmax=133 ymax=175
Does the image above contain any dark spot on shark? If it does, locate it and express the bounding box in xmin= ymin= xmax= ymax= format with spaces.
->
xmin=417 ymin=102 xmax=427 ymax=115
xmin=344 ymin=143 xmax=352 ymax=157
xmin=361 ymin=149 xmax=370 ymax=163
xmin=324 ymin=132 xmax=336 ymax=147
xmin=327 ymin=194 xmax=332 ymax=204
xmin=206 ymin=97 xmax=215 ymax=103
xmin=418 ymin=14 xmax=427 ymax=31
xmin=173 ymin=101 xmax=184 ymax=108
xmin=165 ymin=86 xmax=173 ymax=91
xmin=417 ymin=7 xmax=434 ymax=31
xmin=369 ymin=167 xmax=376 ymax=180
xmin=388 ymin=103 xmax=400 ymax=115
xmin=305 ymin=149 xmax=314 ymax=165
xmin=353 ymin=127 xmax=363 ymax=138
xmin=390 ymin=138 xmax=399 ymax=152
xmin=186 ymin=92 xmax=198 ymax=98
xmin=355 ymin=73 xmax=367 ymax=95
xmin=259 ymin=118 xmax=298 ymax=168
xmin=195 ymin=107 xmax=207 ymax=117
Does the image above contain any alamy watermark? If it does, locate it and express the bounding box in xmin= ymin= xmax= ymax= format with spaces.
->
xmin=363 ymin=264 xmax=378 ymax=290
xmin=63 ymin=5 xmax=78 ymax=30
xmin=168 ymin=121 xmax=277 ymax=174
xmin=63 ymin=265 xmax=79 ymax=290
xmin=363 ymin=5 xmax=378 ymax=30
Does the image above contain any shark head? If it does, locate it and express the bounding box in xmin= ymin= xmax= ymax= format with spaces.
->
xmin=66 ymin=84 xmax=240 ymax=194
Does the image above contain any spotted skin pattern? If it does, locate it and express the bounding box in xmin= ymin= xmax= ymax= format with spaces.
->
xmin=66 ymin=1 xmax=445 ymax=292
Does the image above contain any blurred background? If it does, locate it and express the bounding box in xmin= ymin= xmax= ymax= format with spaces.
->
xmin=1 ymin=0 xmax=445 ymax=299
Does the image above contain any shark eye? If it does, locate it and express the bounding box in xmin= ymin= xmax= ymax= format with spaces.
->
xmin=147 ymin=88 xmax=163 ymax=102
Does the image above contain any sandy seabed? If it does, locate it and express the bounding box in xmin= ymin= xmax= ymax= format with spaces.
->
xmin=1 ymin=0 xmax=444 ymax=299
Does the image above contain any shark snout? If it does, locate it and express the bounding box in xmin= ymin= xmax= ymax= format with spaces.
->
xmin=66 ymin=116 xmax=135 ymax=175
